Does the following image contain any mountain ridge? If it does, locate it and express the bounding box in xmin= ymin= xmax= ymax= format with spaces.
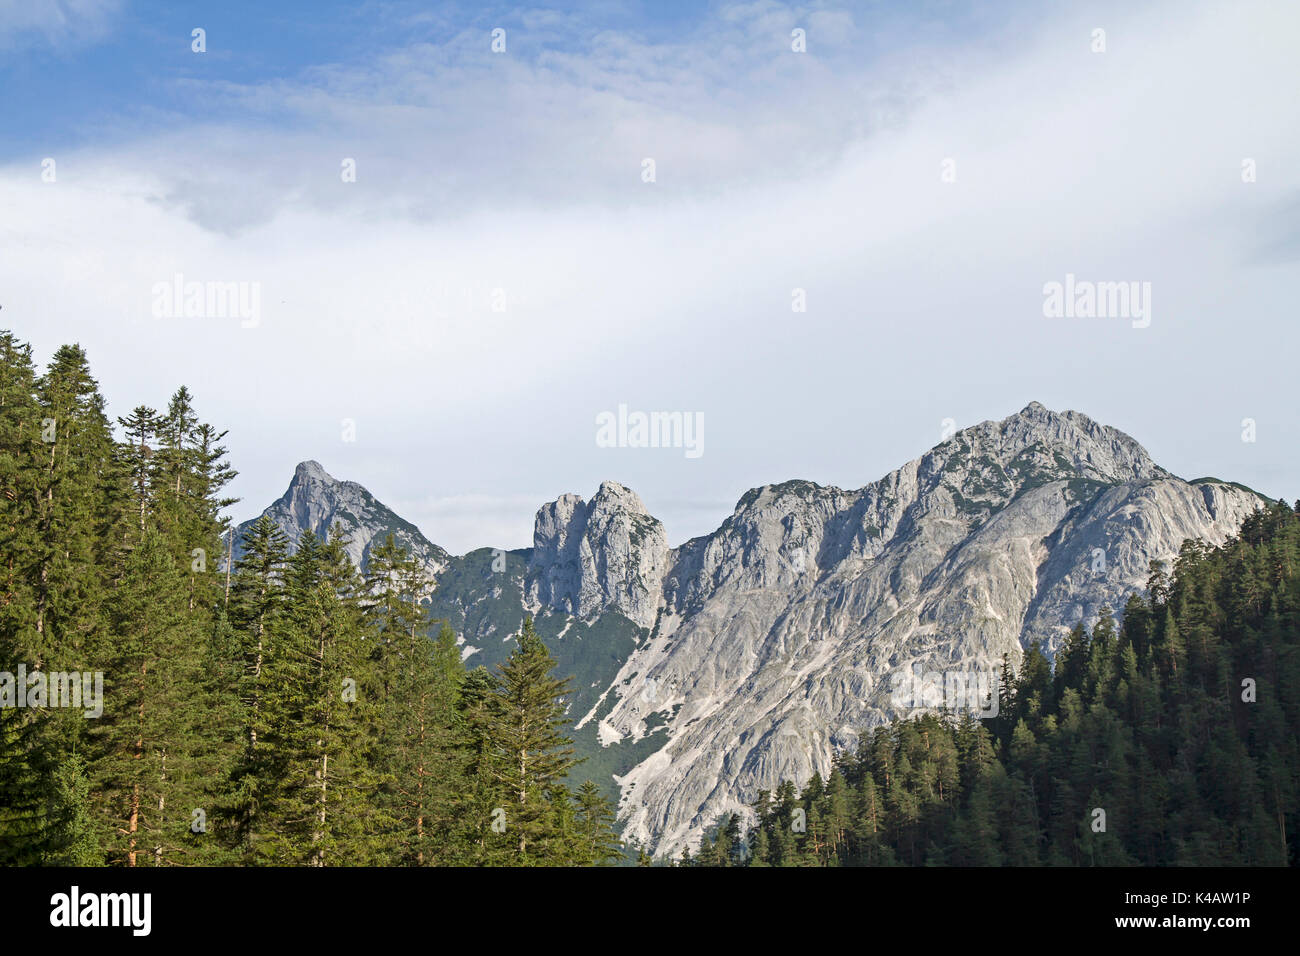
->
xmin=231 ymin=402 xmax=1271 ymax=855
xmin=231 ymin=459 xmax=452 ymax=582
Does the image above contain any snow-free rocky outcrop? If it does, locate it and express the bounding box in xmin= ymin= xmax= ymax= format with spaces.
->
xmin=231 ymin=460 xmax=450 ymax=580
xmin=235 ymin=404 xmax=1269 ymax=858
xmin=525 ymin=480 xmax=670 ymax=630
xmin=578 ymin=403 xmax=1267 ymax=856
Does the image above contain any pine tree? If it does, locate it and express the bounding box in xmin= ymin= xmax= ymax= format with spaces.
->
xmin=20 ymin=345 xmax=123 ymax=861
xmin=365 ymin=536 xmax=472 ymax=864
xmin=90 ymin=524 xmax=197 ymax=865
xmin=0 ymin=331 xmax=47 ymax=860
xmin=573 ymin=779 xmax=623 ymax=865
xmin=479 ymin=616 xmax=580 ymax=864
xmin=32 ymin=345 xmax=120 ymax=663
xmin=220 ymin=515 xmax=288 ymax=856
xmin=46 ymin=749 xmax=99 ymax=865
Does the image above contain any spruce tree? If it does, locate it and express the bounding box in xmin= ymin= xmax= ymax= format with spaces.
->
xmin=0 ymin=332 xmax=46 ymax=859
xmin=573 ymin=779 xmax=622 ymax=865
xmin=479 ymin=616 xmax=580 ymax=864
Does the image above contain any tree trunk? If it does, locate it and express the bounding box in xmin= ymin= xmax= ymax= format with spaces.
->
xmin=314 ymin=628 xmax=328 ymax=866
xmin=224 ymin=529 xmax=233 ymax=607
xmin=155 ymin=750 xmax=166 ymax=866
xmin=129 ymin=656 xmax=146 ymax=866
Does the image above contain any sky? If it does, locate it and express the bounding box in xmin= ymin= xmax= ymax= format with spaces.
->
xmin=1 ymin=0 xmax=1297 ymax=553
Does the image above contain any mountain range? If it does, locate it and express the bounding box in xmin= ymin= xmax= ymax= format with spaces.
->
xmin=232 ymin=402 xmax=1269 ymax=856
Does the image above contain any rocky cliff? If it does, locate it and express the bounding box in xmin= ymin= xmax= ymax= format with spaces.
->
xmin=234 ymin=403 xmax=1268 ymax=857
xmin=579 ymin=403 xmax=1265 ymax=855
xmin=526 ymin=480 xmax=669 ymax=629
xmin=231 ymin=460 xmax=450 ymax=581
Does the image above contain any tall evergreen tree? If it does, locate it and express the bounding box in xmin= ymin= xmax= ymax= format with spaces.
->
xmin=478 ymin=616 xmax=580 ymax=864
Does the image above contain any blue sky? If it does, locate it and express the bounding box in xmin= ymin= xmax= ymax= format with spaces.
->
xmin=1 ymin=0 xmax=1297 ymax=552
xmin=2 ymin=1 xmax=1022 ymax=156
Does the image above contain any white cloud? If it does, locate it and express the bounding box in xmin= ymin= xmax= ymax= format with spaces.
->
xmin=2 ymin=0 xmax=1297 ymax=553
xmin=0 ymin=0 xmax=121 ymax=51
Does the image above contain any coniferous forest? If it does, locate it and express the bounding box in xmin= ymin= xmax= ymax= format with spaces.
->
xmin=0 ymin=332 xmax=622 ymax=866
xmin=2 ymin=330 xmax=1297 ymax=868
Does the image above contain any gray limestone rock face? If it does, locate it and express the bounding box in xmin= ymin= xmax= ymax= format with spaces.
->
xmin=233 ymin=404 xmax=1269 ymax=859
xmin=583 ymin=404 xmax=1266 ymax=857
xmin=526 ymin=480 xmax=670 ymax=629
xmin=231 ymin=460 xmax=450 ymax=582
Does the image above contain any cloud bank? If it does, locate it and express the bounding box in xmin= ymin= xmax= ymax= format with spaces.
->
xmin=1 ymin=0 xmax=1296 ymax=552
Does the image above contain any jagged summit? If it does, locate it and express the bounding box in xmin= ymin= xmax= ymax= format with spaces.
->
xmin=526 ymin=481 xmax=668 ymax=629
xmin=593 ymin=479 xmax=650 ymax=514
xmin=237 ymin=403 xmax=1268 ymax=857
xmin=234 ymin=461 xmax=450 ymax=578
xmin=589 ymin=403 xmax=1261 ymax=856
xmin=722 ymin=403 xmax=1166 ymax=539
xmin=292 ymin=459 xmax=335 ymax=484
xmin=925 ymin=401 xmax=1165 ymax=485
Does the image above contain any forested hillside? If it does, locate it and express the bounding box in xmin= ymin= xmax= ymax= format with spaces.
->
xmin=0 ymin=331 xmax=621 ymax=866
xmin=688 ymin=501 xmax=1300 ymax=866
xmin=4 ymin=330 xmax=1295 ymax=869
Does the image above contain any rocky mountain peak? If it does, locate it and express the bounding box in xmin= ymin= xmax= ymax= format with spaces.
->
xmin=527 ymin=482 xmax=669 ymax=628
xmin=937 ymin=402 xmax=1168 ymax=485
xmin=232 ymin=404 xmax=1268 ymax=859
xmin=593 ymin=404 xmax=1260 ymax=857
xmin=592 ymin=479 xmax=649 ymax=515
xmin=233 ymin=461 xmax=449 ymax=579
xmin=292 ymin=459 xmax=335 ymax=485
